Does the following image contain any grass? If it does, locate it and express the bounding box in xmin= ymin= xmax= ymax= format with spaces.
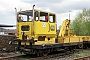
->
xmin=73 ymin=50 xmax=90 ymax=57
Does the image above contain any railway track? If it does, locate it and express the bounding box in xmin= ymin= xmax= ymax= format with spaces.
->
xmin=30 ymin=49 xmax=83 ymax=60
xmin=73 ymin=56 xmax=90 ymax=60
xmin=0 ymin=49 xmax=88 ymax=60
xmin=0 ymin=56 xmax=17 ymax=60
xmin=0 ymin=55 xmax=23 ymax=60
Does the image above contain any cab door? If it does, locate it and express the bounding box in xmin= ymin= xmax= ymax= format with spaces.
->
xmin=48 ymin=14 xmax=56 ymax=35
xmin=18 ymin=22 xmax=32 ymax=40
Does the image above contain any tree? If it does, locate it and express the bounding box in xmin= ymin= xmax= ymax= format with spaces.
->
xmin=71 ymin=8 xmax=90 ymax=36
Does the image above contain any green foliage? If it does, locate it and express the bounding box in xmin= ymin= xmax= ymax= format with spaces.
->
xmin=73 ymin=52 xmax=84 ymax=57
xmin=71 ymin=8 xmax=90 ymax=36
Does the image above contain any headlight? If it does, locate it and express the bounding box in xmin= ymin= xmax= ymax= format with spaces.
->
xmin=51 ymin=25 xmax=55 ymax=31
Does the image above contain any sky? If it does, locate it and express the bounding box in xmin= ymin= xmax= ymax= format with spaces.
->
xmin=0 ymin=0 xmax=90 ymax=29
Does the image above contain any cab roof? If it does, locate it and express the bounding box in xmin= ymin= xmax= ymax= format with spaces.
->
xmin=17 ymin=9 xmax=55 ymax=15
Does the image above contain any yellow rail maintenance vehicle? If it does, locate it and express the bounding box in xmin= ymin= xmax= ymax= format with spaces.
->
xmin=10 ymin=5 xmax=90 ymax=56
xmin=11 ymin=5 xmax=61 ymax=56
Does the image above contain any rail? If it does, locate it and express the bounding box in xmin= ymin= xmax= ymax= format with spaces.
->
xmin=0 ymin=55 xmax=22 ymax=60
xmin=0 ymin=56 xmax=17 ymax=60
xmin=73 ymin=56 xmax=90 ymax=60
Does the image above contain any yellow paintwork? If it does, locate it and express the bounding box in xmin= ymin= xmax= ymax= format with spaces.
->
xmin=58 ymin=36 xmax=83 ymax=44
xmin=59 ymin=19 xmax=70 ymax=37
xmin=59 ymin=19 xmax=76 ymax=37
xmin=18 ymin=37 xmax=55 ymax=45
xmin=17 ymin=22 xmax=32 ymax=40
xmin=35 ymin=38 xmax=55 ymax=45
xmin=58 ymin=19 xmax=90 ymax=44
xmin=16 ymin=9 xmax=56 ymax=45
xmin=34 ymin=21 xmax=56 ymax=35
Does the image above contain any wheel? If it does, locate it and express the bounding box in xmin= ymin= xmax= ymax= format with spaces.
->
xmin=79 ymin=44 xmax=83 ymax=49
xmin=36 ymin=50 xmax=43 ymax=57
xmin=42 ymin=50 xmax=48 ymax=56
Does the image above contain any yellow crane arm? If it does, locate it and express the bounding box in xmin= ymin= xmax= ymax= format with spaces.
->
xmin=59 ymin=19 xmax=70 ymax=37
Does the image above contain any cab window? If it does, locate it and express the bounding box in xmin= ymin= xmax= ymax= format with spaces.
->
xmin=17 ymin=15 xmax=27 ymax=22
xmin=40 ymin=12 xmax=48 ymax=22
xmin=35 ymin=11 xmax=38 ymax=21
xmin=49 ymin=14 xmax=55 ymax=23
xmin=17 ymin=11 xmax=33 ymax=22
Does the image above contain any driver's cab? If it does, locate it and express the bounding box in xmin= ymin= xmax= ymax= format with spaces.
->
xmin=17 ymin=9 xmax=56 ymax=42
